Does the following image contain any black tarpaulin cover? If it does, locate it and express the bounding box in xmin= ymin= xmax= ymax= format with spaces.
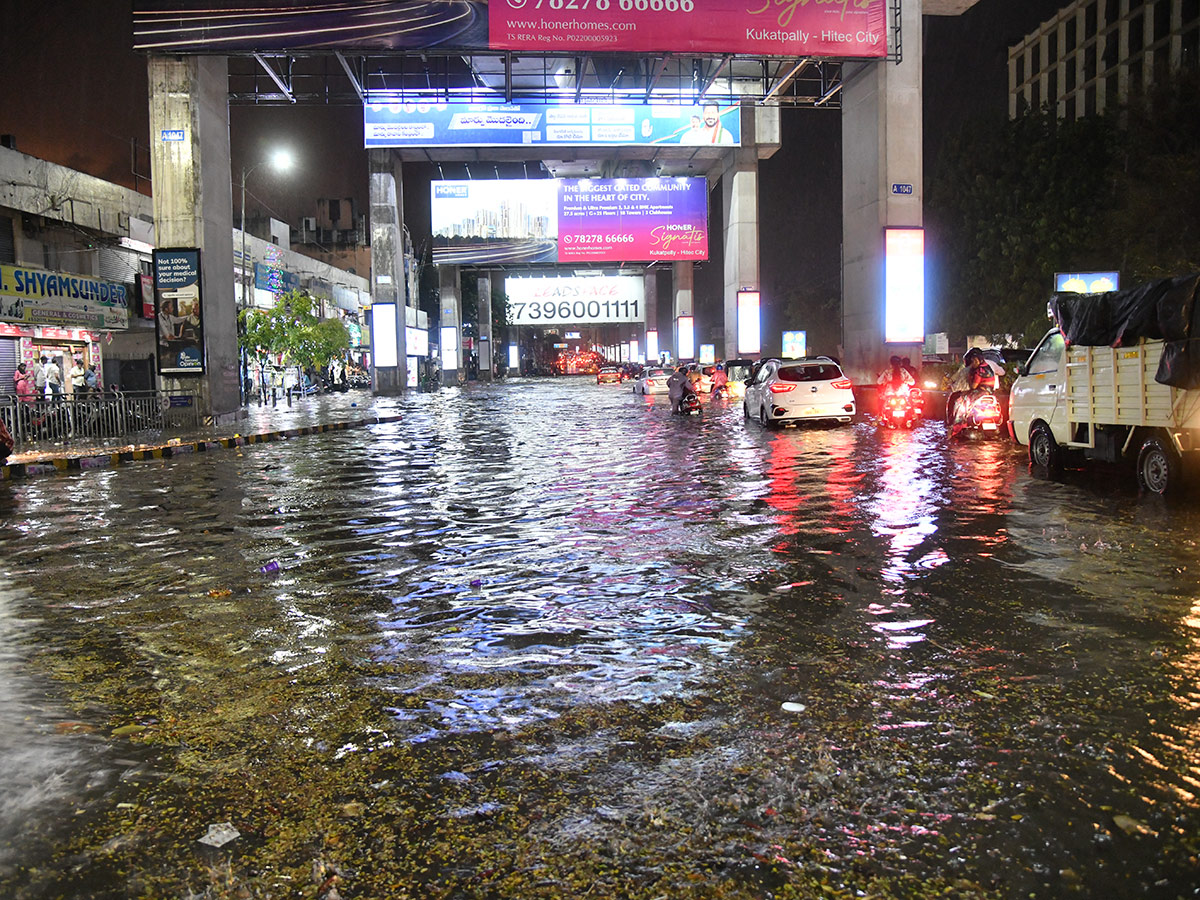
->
xmin=1048 ymin=274 xmax=1200 ymax=388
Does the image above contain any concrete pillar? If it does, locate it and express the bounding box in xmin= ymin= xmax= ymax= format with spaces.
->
xmin=368 ymin=149 xmax=408 ymax=394
xmin=841 ymin=0 xmax=924 ymax=387
xmin=477 ymin=272 xmax=493 ymax=381
xmin=722 ymin=103 xmax=760 ymax=362
xmin=673 ymin=261 xmax=694 ymax=361
xmin=643 ymin=270 xmax=658 ymax=363
xmin=147 ymin=55 xmax=239 ymax=421
xmin=439 ymin=266 xmax=462 ymax=385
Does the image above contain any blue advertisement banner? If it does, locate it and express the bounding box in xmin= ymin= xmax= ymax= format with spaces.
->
xmin=365 ymin=102 xmax=740 ymax=148
xmin=255 ymin=263 xmax=300 ymax=295
xmin=1055 ymin=272 xmax=1120 ymax=293
xmin=153 ymin=248 xmax=206 ymax=375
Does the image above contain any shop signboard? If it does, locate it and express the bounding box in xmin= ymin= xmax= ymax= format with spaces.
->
xmin=432 ymin=177 xmax=707 ymax=265
xmin=0 ymin=264 xmax=129 ymax=330
xmin=153 ymin=248 xmax=206 ymax=375
xmin=365 ymin=101 xmax=740 ymax=149
xmin=133 ymin=1 xmax=888 ymax=58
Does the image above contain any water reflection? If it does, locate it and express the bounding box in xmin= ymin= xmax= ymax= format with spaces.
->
xmin=1 ymin=381 xmax=1199 ymax=898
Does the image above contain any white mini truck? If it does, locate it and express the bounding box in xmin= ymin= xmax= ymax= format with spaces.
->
xmin=1009 ymin=275 xmax=1200 ymax=495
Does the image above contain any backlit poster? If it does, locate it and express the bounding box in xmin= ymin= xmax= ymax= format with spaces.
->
xmin=153 ymin=248 xmax=205 ymax=374
xmin=432 ymin=177 xmax=707 ymax=265
xmin=884 ymin=228 xmax=925 ymax=344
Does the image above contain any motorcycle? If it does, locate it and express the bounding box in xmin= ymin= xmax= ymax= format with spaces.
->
xmin=949 ymin=389 xmax=1005 ymax=439
xmin=879 ymin=385 xmax=923 ymax=429
xmin=676 ymin=390 xmax=702 ymax=416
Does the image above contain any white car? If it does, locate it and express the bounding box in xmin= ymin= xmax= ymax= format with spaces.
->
xmin=633 ymin=367 xmax=675 ymax=395
xmin=743 ymin=357 xmax=856 ymax=426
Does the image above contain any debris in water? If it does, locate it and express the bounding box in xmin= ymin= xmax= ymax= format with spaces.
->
xmin=1112 ymin=814 xmax=1156 ymax=836
xmin=197 ymin=822 xmax=240 ymax=848
xmin=260 ymin=561 xmax=280 ymax=573
xmin=781 ymin=702 xmax=806 ymax=713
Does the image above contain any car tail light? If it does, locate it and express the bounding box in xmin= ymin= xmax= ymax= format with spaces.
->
xmin=831 ymin=379 xmax=853 ymax=390
xmin=769 ymin=383 xmax=796 ymax=393
xmin=646 ymin=379 xmax=657 ymax=386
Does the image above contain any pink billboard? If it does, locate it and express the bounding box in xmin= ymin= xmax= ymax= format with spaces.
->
xmin=558 ymin=178 xmax=707 ymax=263
xmin=490 ymin=0 xmax=888 ymax=57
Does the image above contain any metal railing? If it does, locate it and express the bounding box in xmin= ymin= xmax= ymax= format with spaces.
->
xmin=1 ymin=390 xmax=201 ymax=450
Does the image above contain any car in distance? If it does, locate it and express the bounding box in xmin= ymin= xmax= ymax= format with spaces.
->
xmin=744 ymin=357 xmax=856 ymax=426
xmin=721 ymin=358 xmax=756 ymax=400
xmin=596 ymin=367 xmax=624 ymax=384
xmin=633 ymin=366 xmax=674 ymax=395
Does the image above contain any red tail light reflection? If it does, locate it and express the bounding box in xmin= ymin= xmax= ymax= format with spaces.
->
xmin=831 ymin=379 xmax=853 ymax=390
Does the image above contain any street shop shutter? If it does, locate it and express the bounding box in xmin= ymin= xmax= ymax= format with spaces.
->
xmin=0 ymin=215 xmax=14 ymax=264
xmin=98 ymin=245 xmax=138 ymax=285
xmin=0 ymin=338 xmax=17 ymax=396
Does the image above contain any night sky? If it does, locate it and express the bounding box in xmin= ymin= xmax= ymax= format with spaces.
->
xmin=0 ymin=0 xmax=1069 ymax=350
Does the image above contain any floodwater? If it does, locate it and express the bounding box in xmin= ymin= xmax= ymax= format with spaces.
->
xmin=0 ymin=378 xmax=1198 ymax=899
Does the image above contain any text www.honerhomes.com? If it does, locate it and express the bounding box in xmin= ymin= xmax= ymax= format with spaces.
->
xmin=505 ymin=19 xmax=638 ymax=42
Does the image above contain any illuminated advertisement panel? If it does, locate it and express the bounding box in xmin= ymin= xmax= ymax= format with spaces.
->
xmin=373 ymin=303 xmax=399 ymax=368
xmin=736 ymin=290 xmax=761 ymax=355
xmin=677 ymin=316 xmax=695 ymax=361
xmin=506 ymin=275 xmax=646 ymax=325
xmin=1055 ymin=271 xmax=1120 ymax=293
xmin=884 ymin=228 xmax=925 ymax=344
xmin=365 ymin=102 xmax=740 ymax=148
xmin=133 ymin=2 xmax=888 ymax=58
xmin=432 ymin=178 xmax=707 ymax=265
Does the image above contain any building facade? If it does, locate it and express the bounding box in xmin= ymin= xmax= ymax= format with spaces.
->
xmin=1009 ymin=0 xmax=1200 ymax=120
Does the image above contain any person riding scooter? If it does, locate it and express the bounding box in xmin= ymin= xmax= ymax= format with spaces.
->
xmin=667 ymin=366 xmax=690 ymax=414
xmin=948 ymin=348 xmax=1006 ymax=436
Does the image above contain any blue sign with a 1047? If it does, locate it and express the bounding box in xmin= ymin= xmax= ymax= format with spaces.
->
xmin=161 ymin=129 xmax=186 ymax=142
xmin=891 ymin=183 xmax=914 ymax=195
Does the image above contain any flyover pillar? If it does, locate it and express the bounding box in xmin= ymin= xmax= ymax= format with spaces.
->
xmin=440 ymin=267 xmax=462 ymax=385
xmin=477 ymin=272 xmax=493 ymax=381
xmin=841 ymin=0 xmax=925 ymax=387
xmin=721 ymin=103 xmax=761 ymax=362
xmin=147 ymin=55 xmax=239 ymax=421
xmin=368 ymin=150 xmax=409 ymax=394
xmin=673 ymin=261 xmax=694 ymax=362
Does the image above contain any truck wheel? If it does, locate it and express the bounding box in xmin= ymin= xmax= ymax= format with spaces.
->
xmin=1137 ymin=436 xmax=1183 ymax=496
xmin=1029 ymin=422 xmax=1063 ymax=475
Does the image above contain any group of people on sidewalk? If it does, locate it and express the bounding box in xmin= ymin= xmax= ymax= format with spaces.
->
xmin=11 ymin=356 xmax=98 ymax=403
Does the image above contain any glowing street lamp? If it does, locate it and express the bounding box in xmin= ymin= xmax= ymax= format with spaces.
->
xmin=239 ymin=148 xmax=294 ymax=311
xmin=238 ymin=149 xmax=293 ymax=404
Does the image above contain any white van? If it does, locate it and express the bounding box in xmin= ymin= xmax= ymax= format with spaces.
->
xmin=1009 ymin=329 xmax=1200 ymax=494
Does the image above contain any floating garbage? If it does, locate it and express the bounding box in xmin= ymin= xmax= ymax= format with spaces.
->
xmin=259 ymin=561 xmax=280 ymax=573
xmin=781 ymin=702 xmax=807 ymax=714
xmin=197 ymin=822 xmax=240 ymax=847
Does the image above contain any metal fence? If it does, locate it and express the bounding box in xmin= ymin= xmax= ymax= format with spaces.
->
xmin=1 ymin=390 xmax=201 ymax=450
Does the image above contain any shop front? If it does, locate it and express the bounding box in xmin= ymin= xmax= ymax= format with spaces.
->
xmin=1 ymin=264 xmax=130 ymax=397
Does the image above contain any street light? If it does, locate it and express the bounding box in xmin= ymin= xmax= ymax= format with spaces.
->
xmin=238 ymin=148 xmax=293 ymax=403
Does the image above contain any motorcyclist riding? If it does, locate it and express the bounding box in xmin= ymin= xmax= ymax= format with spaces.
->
xmin=710 ymin=363 xmax=729 ymax=398
xmin=667 ymin=366 xmax=690 ymax=414
xmin=877 ymin=355 xmax=915 ymax=393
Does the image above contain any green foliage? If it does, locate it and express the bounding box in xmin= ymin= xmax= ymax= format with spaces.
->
xmin=238 ymin=290 xmax=349 ymax=371
xmin=927 ymin=70 xmax=1200 ymax=347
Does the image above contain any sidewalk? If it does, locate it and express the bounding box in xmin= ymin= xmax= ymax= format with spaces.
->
xmin=2 ymin=390 xmax=402 ymax=480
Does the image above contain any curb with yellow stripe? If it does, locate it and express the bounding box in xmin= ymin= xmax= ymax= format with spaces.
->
xmin=1 ymin=415 xmax=402 ymax=481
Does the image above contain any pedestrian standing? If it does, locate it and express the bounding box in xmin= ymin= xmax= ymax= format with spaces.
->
xmin=33 ymin=356 xmax=47 ymax=396
xmin=70 ymin=358 xmax=87 ymax=395
xmin=44 ymin=356 xmax=62 ymax=398
xmin=85 ymin=364 xmax=99 ymax=392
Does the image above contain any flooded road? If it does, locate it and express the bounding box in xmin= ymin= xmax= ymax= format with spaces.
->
xmin=1 ymin=378 xmax=1198 ymax=899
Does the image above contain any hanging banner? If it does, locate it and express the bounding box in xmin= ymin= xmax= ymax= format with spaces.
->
xmin=133 ymin=1 xmax=888 ymax=58
xmin=364 ymin=101 xmax=741 ymax=148
xmin=490 ymin=0 xmax=888 ymax=56
xmin=0 ymin=264 xmax=128 ymax=330
xmin=153 ymin=248 xmax=206 ymax=375
xmin=432 ymin=176 xmax=707 ymax=265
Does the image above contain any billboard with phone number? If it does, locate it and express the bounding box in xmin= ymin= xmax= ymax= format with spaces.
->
xmin=432 ymin=177 xmax=707 ymax=265
xmin=133 ymin=1 xmax=887 ymax=58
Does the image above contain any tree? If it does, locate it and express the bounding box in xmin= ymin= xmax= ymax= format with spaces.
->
xmin=927 ymin=69 xmax=1200 ymax=348
xmin=239 ymin=290 xmax=349 ymax=375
